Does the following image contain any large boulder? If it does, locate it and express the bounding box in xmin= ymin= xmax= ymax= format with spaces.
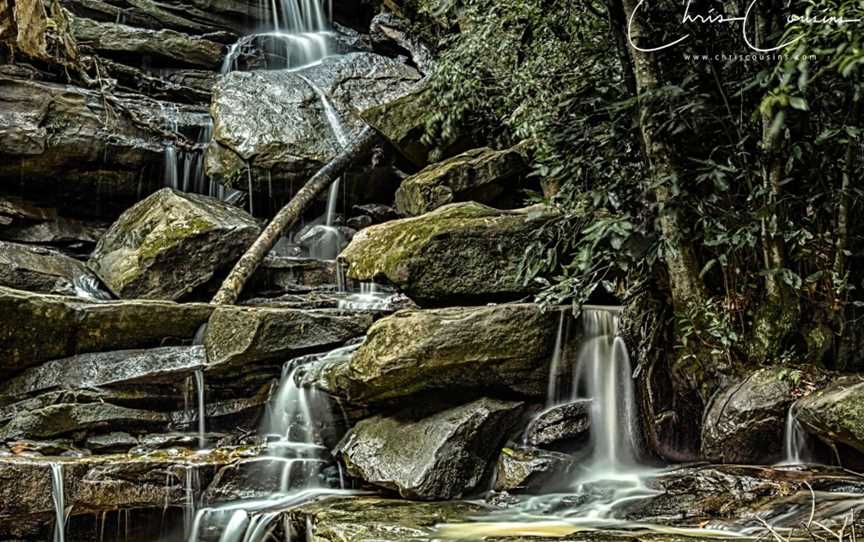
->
xmin=0 ymin=286 xmax=212 ymax=376
xmin=0 ymin=76 xmax=207 ymax=219
xmin=321 ymin=304 xmax=557 ymax=404
xmin=339 ymin=202 xmax=555 ymax=305
xmin=700 ymin=367 xmax=820 ymax=463
xmin=796 ymin=375 xmax=864 ymax=455
xmin=336 ymin=398 xmax=523 ymax=500
xmin=204 ymin=305 xmax=374 ymax=370
xmin=0 ymin=240 xmax=92 ymax=295
xmin=88 ymin=188 xmax=260 ymax=300
xmin=394 ymin=145 xmax=530 ymax=216
xmin=0 ymin=402 xmax=166 ymax=441
xmin=207 ymin=52 xmax=421 ymax=189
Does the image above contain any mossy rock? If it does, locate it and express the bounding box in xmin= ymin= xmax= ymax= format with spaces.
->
xmin=796 ymin=375 xmax=864 ymax=454
xmin=88 ymin=188 xmax=259 ymax=300
xmin=394 ymin=144 xmax=530 ymax=216
xmin=322 ymin=303 xmax=557 ymax=404
xmin=339 ymin=202 xmax=556 ymax=305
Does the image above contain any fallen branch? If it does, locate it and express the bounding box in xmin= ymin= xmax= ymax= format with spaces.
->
xmin=210 ymin=125 xmax=378 ymax=305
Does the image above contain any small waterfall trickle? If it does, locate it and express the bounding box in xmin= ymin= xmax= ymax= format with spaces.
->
xmin=545 ymin=311 xmax=567 ymax=408
xmin=50 ymin=463 xmax=66 ymax=542
xmin=73 ymin=274 xmax=112 ymax=301
xmin=781 ymin=408 xmax=811 ymax=465
xmin=337 ymin=282 xmax=396 ymax=311
xmin=195 ymin=369 xmax=206 ymax=449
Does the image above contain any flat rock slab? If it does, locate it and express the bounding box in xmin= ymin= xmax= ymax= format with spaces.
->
xmin=322 ymin=304 xmax=557 ymax=404
xmin=337 ymin=398 xmax=523 ymax=500
xmin=339 ymin=202 xmax=556 ymax=305
xmin=0 ymin=286 xmax=212 ymax=377
xmin=88 ymin=188 xmax=260 ymax=300
xmin=204 ymin=305 xmax=374 ymax=370
xmin=0 ymin=402 xmax=167 ymax=441
xmin=0 ymin=346 xmax=206 ymax=402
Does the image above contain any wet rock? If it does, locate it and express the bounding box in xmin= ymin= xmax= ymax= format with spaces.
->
xmin=0 ymin=215 xmax=106 ymax=253
xmin=293 ymin=496 xmax=489 ymax=542
xmin=322 ymin=304 xmax=556 ymax=404
xmin=0 ymin=402 xmax=167 ymax=441
xmin=0 ymin=451 xmax=230 ymax=537
xmin=0 ymin=286 xmax=212 ymax=376
xmin=204 ymin=305 xmax=374 ymax=371
xmin=97 ymin=58 xmax=215 ymax=103
xmin=0 ymin=76 xmax=205 ymax=218
xmin=701 ymin=367 xmax=818 ymax=464
xmin=796 ymin=375 xmax=864 ymax=455
xmin=85 ymin=432 xmax=138 ymax=453
xmin=0 ymin=240 xmax=92 ymax=295
xmin=339 ymin=202 xmax=555 ymax=305
xmin=493 ymin=446 xmax=576 ymax=492
xmin=524 ymin=400 xmax=592 ymax=449
xmin=370 ymin=11 xmax=435 ymax=73
xmin=359 ymin=83 xmax=436 ymax=167
xmin=250 ymin=257 xmax=336 ymax=295
xmin=70 ymin=16 xmax=225 ymax=68
xmin=351 ymin=203 xmax=398 ymax=224
xmin=0 ymin=346 xmax=206 ymax=402
xmin=6 ymin=438 xmax=83 ymax=457
xmin=395 ymin=145 xmax=530 ymax=216
xmin=337 ymin=398 xmax=523 ymax=500
xmin=88 ymin=188 xmax=260 ymax=300
xmin=207 ymin=52 xmax=421 ymax=189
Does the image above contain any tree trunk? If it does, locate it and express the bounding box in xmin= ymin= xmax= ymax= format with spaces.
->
xmin=620 ymin=0 xmax=705 ymax=312
xmin=210 ymin=125 xmax=378 ymax=305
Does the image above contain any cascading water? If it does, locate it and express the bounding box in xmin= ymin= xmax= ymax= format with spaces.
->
xmin=781 ymin=408 xmax=811 ymax=465
xmin=50 ymin=463 xmax=66 ymax=542
xmin=572 ymin=307 xmax=640 ymax=477
xmin=195 ymin=369 xmax=207 ymax=449
xmin=187 ymin=346 xmax=358 ymax=541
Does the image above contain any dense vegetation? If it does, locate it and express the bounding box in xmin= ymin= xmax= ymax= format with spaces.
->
xmin=417 ymin=0 xmax=864 ymax=397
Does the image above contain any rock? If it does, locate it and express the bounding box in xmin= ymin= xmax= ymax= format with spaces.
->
xmin=207 ymin=52 xmax=421 ymax=189
xmin=358 ymin=83 xmax=436 ymax=167
xmin=0 ymin=286 xmax=212 ymax=377
xmin=204 ymin=306 xmax=374 ymax=370
xmin=0 ymin=403 xmax=167 ymax=441
xmin=395 ymin=145 xmax=530 ymax=216
xmin=493 ymin=446 xmax=576 ymax=492
xmin=0 ymin=240 xmax=92 ymax=295
xmin=796 ymin=375 xmax=864 ymax=455
xmin=6 ymin=438 xmax=83 ymax=457
xmin=0 ymin=451 xmax=231 ymax=537
xmin=293 ymin=496 xmax=489 ymax=542
xmin=523 ymin=400 xmax=592 ymax=449
xmin=336 ymin=398 xmax=523 ymax=500
xmin=339 ymin=202 xmax=555 ymax=305
xmin=370 ymin=11 xmax=435 ymax=73
xmin=0 ymin=346 xmax=206 ymax=402
xmin=0 ymin=215 xmax=106 ymax=253
xmin=88 ymin=188 xmax=260 ymax=300
xmin=70 ymin=16 xmax=225 ymax=69
xmin=250 ymin=257 xmax=336 ymax=295
xmin=322 ymin=304 xmax=556 ymax=404
xmin=701 ymin=367 xmax=817 ymax=463
xmin=85 ymin=432 xmax=138 ymax=453
xmin=351 ymin=203 xmax=398 ymax=224
xmin=0 ymin=76 xmax=206 ymax=219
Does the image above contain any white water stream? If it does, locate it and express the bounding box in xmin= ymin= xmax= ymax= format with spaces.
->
xmin=51 ymin=463 xmax=66 ymax=542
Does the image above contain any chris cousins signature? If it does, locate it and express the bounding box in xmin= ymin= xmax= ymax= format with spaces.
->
xmin=628 ymin=0 xmax=862 ymax=53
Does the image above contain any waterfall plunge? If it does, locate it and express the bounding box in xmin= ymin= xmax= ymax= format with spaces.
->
xmin=781 ymin=408 xmax=812 ymax=465
xmin=51 ymin=463 xmax=66 ymax=542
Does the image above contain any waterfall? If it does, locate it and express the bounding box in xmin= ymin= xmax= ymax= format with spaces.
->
xmin=337 ymin=282 xmax=395 ymax=310
xmin=50 ymin=463 xmax=66 ymax=542
xmin=573 ymin=307 xmax=640 ymax=477
xmin=195 ymin=369 xmax=206 ymax=448
xmin=187 ymin=348 xmax=355 ymax=540
xmin=781 ymin=408 xmax=811 ymax=465
xmin=545 ymin=311 xmax=567 ymax=408
xmin=73 ymin=274 xmax=112 ymax=301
